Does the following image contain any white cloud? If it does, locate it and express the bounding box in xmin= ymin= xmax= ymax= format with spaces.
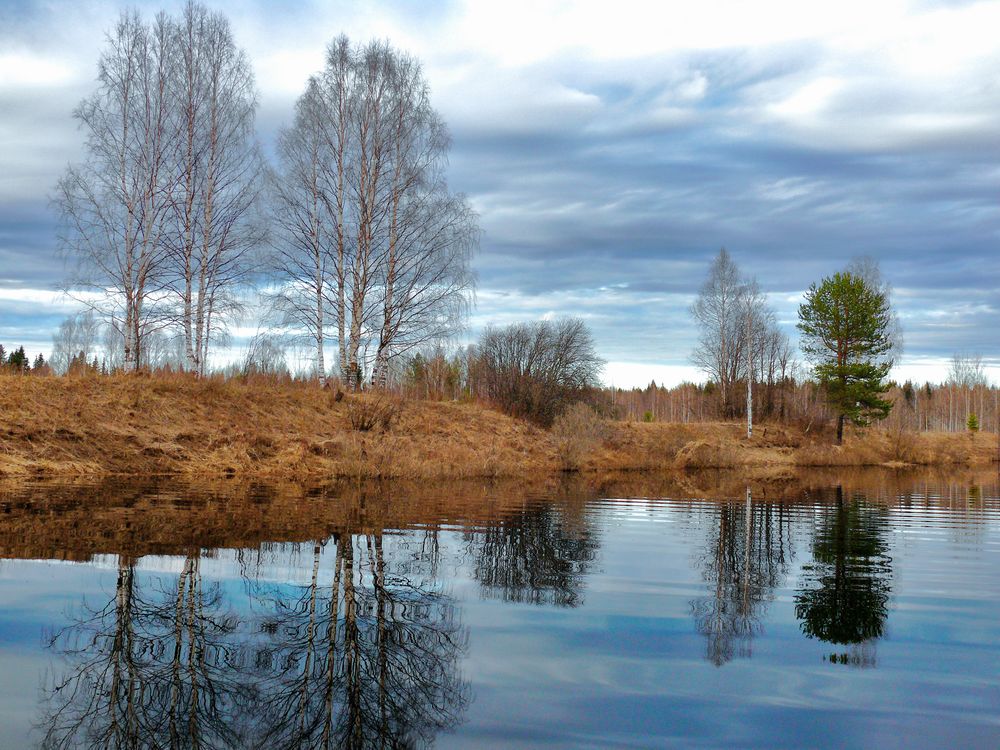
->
xmin=604 ymin=362 xmax=704 ymax=389
xmin=0 ymin=52 xmax=76 ymax=88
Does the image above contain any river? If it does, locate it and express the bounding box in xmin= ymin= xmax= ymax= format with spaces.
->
xmin=0 ymin=469 xmax=997 ymax=748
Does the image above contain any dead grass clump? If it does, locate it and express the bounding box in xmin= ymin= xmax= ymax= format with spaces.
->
xmin=929 ymin=438 xmax=971 ymax=465
xmin=795 ymin=444 xmax=852 ymax=467
xmin=674 ymin=439 xmax=740 ymax=469
xmin=346 ymin=393 xmax=402 ymax=432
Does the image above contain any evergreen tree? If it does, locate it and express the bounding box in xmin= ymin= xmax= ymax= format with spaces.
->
xmin=902 ymin=380 xmax=914 ymax=406
xmin=967 ymin=413 xmax=979 ymax=432
xmin=797 ymin=271 xmax=895 ymax=444
xmin=8 ymin=346 xmax=29 ymax=374
xmin=32 ymin=353 xmax=46 ymax=372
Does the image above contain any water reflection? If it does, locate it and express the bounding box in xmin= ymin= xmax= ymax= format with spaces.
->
xmin=244 ymin=534 xmax=468 ymax=749
xmin=29 ymin=482 xmax=604 ymax=748
xmin=468 ymin=500 xmax=598 ymax=607
xmin=0 ymin=471 xmax=996 ymax=748
xmin=40 ymin=534 xmax=470 ymax=749
xmin=42 ymin=553 xmax=249 ymax=749
xmin=794 ymin=486 xmax=893 ymax=667
xmin=690 ymin=489 xmax=795 ymax=665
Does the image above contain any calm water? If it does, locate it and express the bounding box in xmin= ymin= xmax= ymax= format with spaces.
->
xmin=1 ymin=471 xmax=998 ymax=749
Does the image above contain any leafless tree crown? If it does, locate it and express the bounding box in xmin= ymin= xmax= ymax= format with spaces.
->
xmin=271 ymin=36 xmax=478 ymax=388
xmin=57 ymin=2 xmax=264 ymax=373
xmin=690 ymin=249 xmax=791 ymax=417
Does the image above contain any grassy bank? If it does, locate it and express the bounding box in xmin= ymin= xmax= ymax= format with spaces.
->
xmin=0 ymin=374 xmax=995 ymax=479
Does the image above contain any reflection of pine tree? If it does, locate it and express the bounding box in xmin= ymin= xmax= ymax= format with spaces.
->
xmin=794 ymin=487 xmax=893 ymax=666
xmin=469 ymin=501 xmax=598 ymax=607
xmin=690 ymin=497 xmax=794 ymax=666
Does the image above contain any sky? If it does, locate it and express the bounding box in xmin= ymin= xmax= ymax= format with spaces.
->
xmin=1 ymin=0 xmax=999 ymax=387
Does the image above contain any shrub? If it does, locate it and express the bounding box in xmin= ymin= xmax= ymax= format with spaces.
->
xmin=475 ymin=318 xmax=604 ymax=426
xmin=552 ymin=402 xmax=605 ymax=470
xmin=967 ymin=413 xmax=979 ymax=432
xmin=642 ymin=410 xmax=654 ymax=423
xmin=346 ymin=394 xmax=401 ymax=432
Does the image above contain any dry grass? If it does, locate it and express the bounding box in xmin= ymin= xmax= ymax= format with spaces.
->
xmin=0 ymin=373 xmax=557 ymax=479
xmin=0 ymin=373 xmax=995 ymax=479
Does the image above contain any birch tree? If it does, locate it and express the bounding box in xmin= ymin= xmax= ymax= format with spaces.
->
xmin=270 ymin=81 xmax=336 ymax=386
xmin=166 ymin=1 xmax=263 ymax=375
xmin=690 ymin=249 xmax=783 ymax=417
xmin=58 ymin=3 xmax=261 ymax=374
xmin=272 ymin=37 xmax=477 ymax=389
xmin=57 ymin=11 xmax=179 ymax=371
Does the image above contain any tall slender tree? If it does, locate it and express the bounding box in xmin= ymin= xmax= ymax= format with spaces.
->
xmin=166 ymin=1 xmax=264 ymax=375
xmin=57 ymin=11 xmax=180 ymax=371
xmin=797 ymin=270 xmax=895 ymax=443
xmin=271 ymin=37 xmax=477 ymax=389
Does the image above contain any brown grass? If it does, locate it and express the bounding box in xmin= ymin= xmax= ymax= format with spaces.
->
xmin=0 ymin=373 xmax=556 ymax=479
xmin=0 ymin=373 xmax=995 ymax=479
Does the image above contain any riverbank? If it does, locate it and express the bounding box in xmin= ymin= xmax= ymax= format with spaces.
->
xmin=2 ymin=466 xmax=997 ymax=562
xmin=0 ymin=375 xmax=995 ymax=478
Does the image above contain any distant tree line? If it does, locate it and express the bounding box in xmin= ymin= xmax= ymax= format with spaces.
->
xmin=604 ymin=377 xmax=1000 ymax=434
xmin=0 ymin=345 xmax=50 ymax=375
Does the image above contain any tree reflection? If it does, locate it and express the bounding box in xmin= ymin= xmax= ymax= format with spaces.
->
xmin=468 ymin=500 xmax=598 ymax=607
xmin=40 ymin=553 xmax=248 ymax=749
xmin=39 ymin=530 xmax=469 ymax=749
xmin=794 ymin=486 xmax=893 ymax=667
xmin=245 ymin=532 xmax=469 ymax=749
xmin=690 ymin=491 xmax=794 ymax=665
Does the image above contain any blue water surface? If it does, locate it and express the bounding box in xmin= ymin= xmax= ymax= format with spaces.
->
xmin=0 ymin=474 xmax=997 ymax=748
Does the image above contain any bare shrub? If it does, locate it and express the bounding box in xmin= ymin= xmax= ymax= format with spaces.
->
xmin=552 ymin=402 xmax=605 ymax=470
xmin=476 ymin=318 xmax=604 ymax=426
xmin=346 ymin=394 xmax=401 ymax=432
xmin=888 ymin=426 xmax=921 ymax=464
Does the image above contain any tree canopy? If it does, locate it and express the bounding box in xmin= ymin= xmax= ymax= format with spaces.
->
xmin=797 ymin=271 xmax=895 ymax=443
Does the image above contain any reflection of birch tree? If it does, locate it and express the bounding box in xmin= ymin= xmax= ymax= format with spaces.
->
xmin=40 ymin=553 xmax=248 ymax=749
xmin=245 ymin=532 xmax=469 ymax=749
xmin=690 ymin=496 xmax=794 ymax=665
xmin=794 ymin=487 xmax=893 ymax=667
xmin=468 ymin=501 xmax=598 ymax=607
xmin=40 ymin=530 xmax=469 ymax=749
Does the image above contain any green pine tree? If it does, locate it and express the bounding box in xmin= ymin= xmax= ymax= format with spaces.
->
xmin=8 ymin=346 xmax=29 ymax=374
xmin=967 ymin=413 xmax=979 ymax=432
xmin=797 ymin=271 xmax=895 ymax=444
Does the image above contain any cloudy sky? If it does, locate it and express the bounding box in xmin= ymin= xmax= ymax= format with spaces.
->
xmin=2 ymin=0 xmax=999 ymax=386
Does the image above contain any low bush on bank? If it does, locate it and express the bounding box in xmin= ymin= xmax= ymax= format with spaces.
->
xmin=552 ymin=402 xmax=606 ymax=471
